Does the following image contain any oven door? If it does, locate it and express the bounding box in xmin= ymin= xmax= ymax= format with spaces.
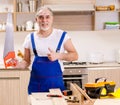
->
xmin=63 ymin=74 xmax=88 ymax=89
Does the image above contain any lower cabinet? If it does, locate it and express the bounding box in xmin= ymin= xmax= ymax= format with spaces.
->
xmin=87 ymin=67 xmax=120 ymax=89
xmin=0 ymin=69 xmax=30 ymax=105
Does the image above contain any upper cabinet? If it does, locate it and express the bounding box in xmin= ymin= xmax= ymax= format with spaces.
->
xmin=0 ymin=0 xmax=42 ymax=32
xmin=42 ymin=0 xmax=95 ymax=31
xmin=42 ymin=0 xmax=95 ymax=12
xmin=0 ymin=0 xmax=120 ymax=31
xmin=42 ymin=0 xmax=120 ymax=31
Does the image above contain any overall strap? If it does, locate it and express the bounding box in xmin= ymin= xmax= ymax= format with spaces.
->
xmin=56 ymin=31 xmax=67 ymax=52
xmin=31 ymin=33 xmax=38 ymax=56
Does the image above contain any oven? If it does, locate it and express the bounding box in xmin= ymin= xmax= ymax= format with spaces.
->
xmin=63 ymin=62 xmax=88 ymax=89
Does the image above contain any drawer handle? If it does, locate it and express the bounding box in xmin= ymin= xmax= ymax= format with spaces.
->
xmin=63 ymin=77 xmax=84 ymax=80
xmin=0 ymin=77 xmax=19 ymax=79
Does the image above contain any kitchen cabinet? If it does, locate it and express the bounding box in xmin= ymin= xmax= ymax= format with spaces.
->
xmin=0 ymin=69 xmax=30 ymax=105
xmin=0 ymin=0 xmax=42 ymax=32
xmin=42 ymin=0 xmax=95 ymax=31
xmin=0 ymin=0 xmax=120 ymax=31
xmin=42 ymin=0 xmax=120 ymax=31
xmin=87 ymin=67 xmax=120 ymax=89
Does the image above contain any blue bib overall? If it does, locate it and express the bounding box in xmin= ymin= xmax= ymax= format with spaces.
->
xmin=28 ymin=32 xmax=66 ymax=94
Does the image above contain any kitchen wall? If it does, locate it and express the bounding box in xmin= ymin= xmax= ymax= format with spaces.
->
xmin=0 ymin=30 xmax=120 ymax=64
xmin=68 ymin=30 xmax=120 ymax=62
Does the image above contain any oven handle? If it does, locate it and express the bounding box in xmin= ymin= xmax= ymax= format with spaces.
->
xmin=63 ymin=77 xmax=85 ymax=80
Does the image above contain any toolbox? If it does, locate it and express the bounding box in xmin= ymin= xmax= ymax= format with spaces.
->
xmin=84 ymin=77 xmax=116 ymax=98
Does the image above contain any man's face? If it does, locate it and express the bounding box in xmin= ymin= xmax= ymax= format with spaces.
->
xmin=36 ymin=9 xmax=53 ymax=31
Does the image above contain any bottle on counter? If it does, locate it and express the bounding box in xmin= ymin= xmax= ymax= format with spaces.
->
xmin=116 ymin=49 xmax=120 ymax=63
xmin=29 ymin=0 xmax=37 ymax=12
xmin=18 ymin=0 xmax=22 ymax=12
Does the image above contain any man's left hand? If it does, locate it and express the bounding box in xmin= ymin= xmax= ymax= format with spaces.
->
xmin=47 ymin=47 xmax=59 ymax=61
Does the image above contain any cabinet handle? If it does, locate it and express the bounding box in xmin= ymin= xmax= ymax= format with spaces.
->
xmin=63 ymin=77 xmax=84 ymax=80
xmin=0 ymin=77 xmax=19 ymax=79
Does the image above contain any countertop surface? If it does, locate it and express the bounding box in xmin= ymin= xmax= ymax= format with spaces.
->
xmin=64 ymin=62 xmax=120 ymax=68
xmin=0 ymin=65 xmax=29 ymax=71
xmin=0 ymin=62 xmax=29 ymax=70
xmin=0 ymin=62 xmax=120 ymax=70
xmin=0 ymin=69 xmax=29 ymax=71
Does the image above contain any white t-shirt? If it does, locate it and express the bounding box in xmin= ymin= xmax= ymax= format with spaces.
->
xmin=23 ymin=28 xmax=70 ymax=71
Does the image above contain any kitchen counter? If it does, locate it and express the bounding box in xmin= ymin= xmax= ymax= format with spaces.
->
xmin=0 ymin=67 xmax=29 ymax=70
xmin=0 ymin=62 xmax=29 ymax=70
xmin=0 ymin=68 xmax=30 ymax=105
xmin=64 ymin=62 xmax=120 ymax=68
xmin=86 ymin=62 xmax=120 ymax=68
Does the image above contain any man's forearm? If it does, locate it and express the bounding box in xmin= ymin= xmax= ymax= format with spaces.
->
xmin=58 ymin=52 xmax=78 ymax=61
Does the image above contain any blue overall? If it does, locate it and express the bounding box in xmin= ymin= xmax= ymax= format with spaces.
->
xmin=28 ymin=32 xmax=67 ymax=94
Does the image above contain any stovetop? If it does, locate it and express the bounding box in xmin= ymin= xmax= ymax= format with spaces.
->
xmin=63 ymin=61 xmax=120 ymax=68
xmin=63 ymin=61 xmax=87 ymax=68
xmin=63 ymin=61 xmax=87 ymax=65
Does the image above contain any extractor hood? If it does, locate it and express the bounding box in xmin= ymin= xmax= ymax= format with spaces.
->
xmin=44 ymin=4 xmax=95 ymax=12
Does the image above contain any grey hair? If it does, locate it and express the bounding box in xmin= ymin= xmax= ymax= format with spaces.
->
xmin=35 ymin=6 xmax=53 ymax=17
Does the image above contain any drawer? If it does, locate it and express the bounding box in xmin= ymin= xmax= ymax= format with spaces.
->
xmin=0 ymin=70 xmax=19 ymax=78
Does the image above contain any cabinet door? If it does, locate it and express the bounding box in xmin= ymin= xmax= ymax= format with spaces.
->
xmin=87 ymin=67 xmax=120 ymax=89
xmin=19 ymin=70 xmax=30 ymax=105
xmin=0 ymin=71 xmax=20 ymax=105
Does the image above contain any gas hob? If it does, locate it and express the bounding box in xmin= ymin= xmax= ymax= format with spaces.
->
xmin=63 ymin=61 xmax=87 ymax=65
xmin=63 ymin=61 xmax=87 ymax=68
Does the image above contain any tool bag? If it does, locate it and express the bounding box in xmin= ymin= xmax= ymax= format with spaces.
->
xmin=84 ymin=77 xmax=116 ymax=98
